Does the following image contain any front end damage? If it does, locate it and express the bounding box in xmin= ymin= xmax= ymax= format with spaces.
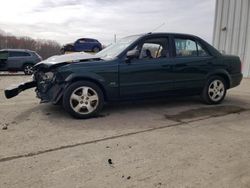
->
xmin=34 ymin=71 xmax=66 ymax=104
xmin=4 ymin=52 xmax=99 ymax=103
xmin=5 ymin=80 xmax=37 ymax=99
xmin=4 ymin=69 xmax=67 ymax=104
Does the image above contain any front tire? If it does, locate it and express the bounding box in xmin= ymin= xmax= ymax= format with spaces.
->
xmin=201 ymin=76 xmax=227 ymax=104
xmin=63 ymin=81 xmax=104 ymax=119
xmin=65 ymin=45 xmax=74 ymax=52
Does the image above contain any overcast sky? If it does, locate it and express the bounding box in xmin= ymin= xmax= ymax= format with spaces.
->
xmin=0 ymin=0 xmax=216 ymax=45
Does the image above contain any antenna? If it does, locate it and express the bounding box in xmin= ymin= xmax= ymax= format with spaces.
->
xmin=150 ymin=22 xmax=165 ymax=33
xmin=114 ymin=34 xmax=117 ymax=43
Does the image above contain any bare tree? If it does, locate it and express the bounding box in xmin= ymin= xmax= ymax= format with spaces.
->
xmin=0 ymin=32 xmax=61 ymax=59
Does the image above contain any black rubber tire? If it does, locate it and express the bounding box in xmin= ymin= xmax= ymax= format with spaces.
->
xmin=92 ymin=46 xmax=100 ymax=53
xmin=201 ymin=76 xmax=227 ymax=105
xmin=23 ymin=64 xmax=34 ymax=75
xmin=63 ymin=81 xmax=104 ymax=119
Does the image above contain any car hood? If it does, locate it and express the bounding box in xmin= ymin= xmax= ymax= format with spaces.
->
xmin=34 ymin=52 xmax=101 ymax=70
xmin=64 ymin=42 xmax=74 ymax=46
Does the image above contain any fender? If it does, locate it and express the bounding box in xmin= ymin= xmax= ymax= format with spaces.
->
xmin=65 ymin=72 xmax=107 ymax=86
xmin=63 ymin=72 xmax=118 ymax=101
xmin=22 ymin=61 xmax=35 ymax=67
xmin=206 ymin=69 xmax=232 ymax=88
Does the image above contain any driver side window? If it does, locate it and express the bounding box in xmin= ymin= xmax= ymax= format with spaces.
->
xmin=135 ymin=37 xmax=169 ymax=60
xmin=77 ymin=39 xmax=86 ymax=43
xmin=140 ymin=43 xmax=163 ymax=59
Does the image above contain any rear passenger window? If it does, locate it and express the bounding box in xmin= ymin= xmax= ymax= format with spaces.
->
xmin=84 ymin=39 xmax=94 ymax=42
xmin=174 ymin=38 xmax=209 ymax=57
xmin=9 ymin=51 xmax=31 ymax=57
xmin=197 ymin=43 xmax=209 ymax=56
xmin=0 ymin=51 xmax=8 ymax=59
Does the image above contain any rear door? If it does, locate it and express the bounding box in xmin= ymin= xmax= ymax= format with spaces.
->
xmin=171 ymin=36 xmax=214 ymax=89
xmin=119 ymin=36 xmax=174 ymax=97
xmin=7 ymin=51 xmax=32 ymax=70
xmin=87 ymin=39 xmax=96 ymax=50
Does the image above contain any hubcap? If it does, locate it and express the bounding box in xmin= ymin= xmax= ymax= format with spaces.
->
xmin=24 ymin=65 xmax=33 ymax=74
xmin=70 ymin=86 xmax=99 ymax=115
xmin=208 ymin=80 xmax=225 ymax=102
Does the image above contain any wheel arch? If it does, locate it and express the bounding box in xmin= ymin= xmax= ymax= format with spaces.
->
xmin=92 ymin=45 xmax=101 ymax=51
xmin=206 ymin=70 xmax=231 ymax=89
xmin=65 ymin=75 xmax=108 ymax=101
xmin=22 ymin=61 xmax=34 ymax=68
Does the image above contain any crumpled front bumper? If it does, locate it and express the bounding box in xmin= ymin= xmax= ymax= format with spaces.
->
xmin=36 ymin=82 xmax=66 ymax=104
xmin=4 ymin=79 xmax=66 ymax=104
xmin=4 ymin=70 xmax=67 ymax=104
xmin=4 ymin=80 xmax=37 ymax=99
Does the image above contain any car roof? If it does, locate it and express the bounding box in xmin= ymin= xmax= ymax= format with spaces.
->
xmin=78 ymin=38 xmax=97 ymax=40
xmin=0 ymin=49 xmax=35 ymax=53
xmin=127 ymin=32 xmax=200 ymax=39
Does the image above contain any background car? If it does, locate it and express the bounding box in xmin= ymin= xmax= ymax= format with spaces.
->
xmin=0 ymin=49 xmax=42 ymax=75
xmin=61 ymin=38 xmax=102 ymax=53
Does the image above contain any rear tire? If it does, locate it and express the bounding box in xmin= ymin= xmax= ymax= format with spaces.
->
xmin=201 ymin=76 xmax=227 ymax=104
xmin=23 ymin=64 xmax=33 ymax=75
xmin=92 ymin=47 xmax=100 ymax=53
xmin=63 ymin=81 xmax=104 ymax=119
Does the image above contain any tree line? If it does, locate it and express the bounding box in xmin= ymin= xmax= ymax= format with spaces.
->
xmin=0 ymin=32 xmax=61 ymax=59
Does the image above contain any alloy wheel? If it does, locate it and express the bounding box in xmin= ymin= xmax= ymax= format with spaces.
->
xmin=208 ymin=80 xmax=225 ymax=102
xmin=70 ymin=86 xmax=99 ymax=115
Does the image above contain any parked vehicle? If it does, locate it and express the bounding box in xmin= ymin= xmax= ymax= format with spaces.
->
xmin=5 ymin=33 xmax=242 ymax=118
xmin=62 ymin=38 xmax=102 ymax=53
xmin=0 ymin=49 xmax=42 ymax=75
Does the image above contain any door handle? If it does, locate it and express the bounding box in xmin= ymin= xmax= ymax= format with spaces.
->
xmin=161 ymin=64 xmax=171 ymax=68
xmin=175 ymin=64 xmax=187 ymax=68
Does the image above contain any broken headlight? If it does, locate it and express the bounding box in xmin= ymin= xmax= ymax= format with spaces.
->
xmin=41 ymin=72 xmax=54 ymax=81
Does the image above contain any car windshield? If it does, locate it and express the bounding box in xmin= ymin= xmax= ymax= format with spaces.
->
xmin=96 ymin=35 xmax=141 ymax=59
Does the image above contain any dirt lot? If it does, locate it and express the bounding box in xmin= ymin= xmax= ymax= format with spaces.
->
xmin=0 ymin=74 xmax=250 ymax=188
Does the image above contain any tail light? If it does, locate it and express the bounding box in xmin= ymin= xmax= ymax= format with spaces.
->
xmin=240 ymin=59 xmax=243 ymax=73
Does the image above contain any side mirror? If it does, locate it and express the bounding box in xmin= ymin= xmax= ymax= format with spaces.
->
xmin=126 ymin=49 xmax=139 ymax=60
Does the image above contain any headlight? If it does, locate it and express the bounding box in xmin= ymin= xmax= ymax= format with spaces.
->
xmin=42 ymin=72 xmax=54 ymax=81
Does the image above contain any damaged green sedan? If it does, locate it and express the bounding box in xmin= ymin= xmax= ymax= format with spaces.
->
xmin=5 ymin=33 xmax=243 ymax=119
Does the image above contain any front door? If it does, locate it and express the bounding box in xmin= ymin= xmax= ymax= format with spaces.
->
xmin=0 ymin=51 xmax=9 ymax=71
xmin=119 ymin=36 xmax=174 ymax=97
